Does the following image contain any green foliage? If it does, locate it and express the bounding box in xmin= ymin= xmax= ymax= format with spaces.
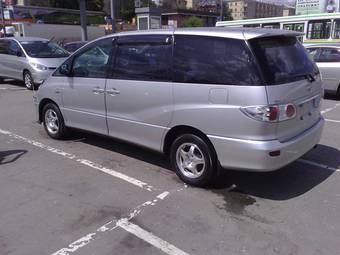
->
xmin=27 ymin=0 xmax=104 ymax=11
xmin=182 ymin=16 xmax=204 ymax=27
xmin=224 ymin=7 xmax=233 ymax=21
xmin=117 ymin=0 xmax=135 ymax=21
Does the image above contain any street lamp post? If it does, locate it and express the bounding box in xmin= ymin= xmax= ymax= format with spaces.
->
xmin=110 ymin=0 xmax=115 ymax=33
xmin=0 ymin=0 xmax=6 ymax=37
xmin=220 ymin=0 xmax=223 ymax=21
xmin=79 ymin=0 xmax=88 ymax=41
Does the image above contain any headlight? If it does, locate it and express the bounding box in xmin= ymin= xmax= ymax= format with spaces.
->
xmin=30 ymin=62 xmax=48 ymax=71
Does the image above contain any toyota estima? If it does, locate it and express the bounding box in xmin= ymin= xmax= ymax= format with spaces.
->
xmin=0 ymin=37 xmax=69 ymax=90
xmin=35 ymin=28 xmax=324 ymax=186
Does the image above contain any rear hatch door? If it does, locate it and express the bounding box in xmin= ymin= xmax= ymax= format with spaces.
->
xmin=249 ymin=35 xmax=323 ymax=142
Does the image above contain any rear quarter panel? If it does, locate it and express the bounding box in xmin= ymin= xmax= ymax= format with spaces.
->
xmin=169 ymin=83 xmax=277 ymax=141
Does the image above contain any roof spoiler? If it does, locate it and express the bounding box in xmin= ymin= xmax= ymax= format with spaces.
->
xmin=242 ymin=28 xmax=304 ymax=40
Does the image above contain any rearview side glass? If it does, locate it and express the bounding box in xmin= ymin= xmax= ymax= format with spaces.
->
xmin=173 ymin=35 xmax=262 ymax=86
xmin=112 ymin=35 xmax=172 ymax=82
xmin=72 ymin=38 xmax=112 ymax=78
xmin=318 ymin=48 xmax=340 ymax=62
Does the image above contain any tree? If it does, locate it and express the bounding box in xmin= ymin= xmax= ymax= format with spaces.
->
xmin=223 ymin=6 xmax=233 ymax=21
xmin=26 ymin=0 xmax=104 ymax=11
xmin=182 ymin=16 xmax=204 ymax=27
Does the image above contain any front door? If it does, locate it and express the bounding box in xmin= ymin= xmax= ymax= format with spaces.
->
xmin=105 ymin=34 xmax=173 ymax=151
xmin=60 ymin=38 xmax=113 ymax=134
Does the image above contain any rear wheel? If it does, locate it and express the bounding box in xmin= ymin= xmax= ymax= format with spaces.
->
xmin=42 ymin=103 xmax=68 ymax=139
xmin=0 ymin=77 xmax=3 ymax=83
xmin=23 ymin=71 xmax=36 ymax=90
xmin=170 ymin=134 xmax=217 ymax=187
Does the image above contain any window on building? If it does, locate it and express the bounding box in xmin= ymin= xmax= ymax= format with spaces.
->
xmin=307 ymin=20 xmax=331 ymax=39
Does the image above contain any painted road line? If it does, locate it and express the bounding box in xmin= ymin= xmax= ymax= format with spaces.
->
xmin=118 ymin=220 xmax=189 ymax=255
xmin=321 ymin=102 xmax=340 ymax=115
xmin=0 ymin=128 xmax=155 ymax=192
xmin=51 ymin=191 xmax=190 ymax=255
xmin=298 ymin=159 xmax=339 ymax=173
xmin=325 ymin=119 xmax=340 ymax=123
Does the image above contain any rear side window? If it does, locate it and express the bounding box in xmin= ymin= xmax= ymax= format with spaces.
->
xmin=249 ymin=36 xmax=318 ymax=85
xmin=112 ymin=35 xmax=172 ymax=82
xmin=173 ymin=35 xmax=262 ymax=86
xmin=306 ymin=47 xmax=320 ymax=61
xmin=318 ymin=48 xmax=340 ymax=62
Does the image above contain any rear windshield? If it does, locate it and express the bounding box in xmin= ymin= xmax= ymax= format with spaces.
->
xmin=249 ymin=36 xmax=318 ymax=85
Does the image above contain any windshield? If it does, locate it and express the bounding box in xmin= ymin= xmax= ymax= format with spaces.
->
xmin=249 ymin=36 xmax=318 ymax=85
xmin=20 ymin=41 xmax=70 ymax=58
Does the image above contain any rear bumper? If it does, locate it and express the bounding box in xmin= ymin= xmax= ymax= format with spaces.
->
xmin=208 ymin=117 xmax=324 ymax=171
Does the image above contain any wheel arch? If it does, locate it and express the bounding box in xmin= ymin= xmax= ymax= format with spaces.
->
xmin=163 ymin=125 xmax=217 ymax=157
xmin=39 ymin=98 xmax=59 ymax=123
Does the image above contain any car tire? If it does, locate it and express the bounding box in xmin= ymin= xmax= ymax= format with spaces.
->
xmin=170 ymin=134 xmax=217 ymax=187
xmin=337 ymin=85 xmax=340 ymax=100
xmin=42 ymin=103 xmax=68 ymax=139
xmin=0 ymin=77 xmax=3 ymax=84
xmin=23 ymin=71 xmax=37 ymax=90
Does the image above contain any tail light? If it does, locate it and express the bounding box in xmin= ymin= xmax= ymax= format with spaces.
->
xmin=241 ymin=103 xmax=296 ymax=123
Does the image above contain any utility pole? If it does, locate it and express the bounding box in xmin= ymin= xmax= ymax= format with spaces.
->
xmin=111 ymin=0 xmax=115 ymax=33
xmin=79 ymin=0 xmax=88 ymax=41
xmin=220 ymin=0 xmax=223 ymax=21
xmin=0 ymin=0 xmax=6 ymax=37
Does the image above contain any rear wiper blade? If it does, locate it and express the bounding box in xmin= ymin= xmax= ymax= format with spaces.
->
xmin=292 ymin=73 xmax=316 ymax=82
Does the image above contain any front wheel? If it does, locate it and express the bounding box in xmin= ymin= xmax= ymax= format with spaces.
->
xmin=170 ymin=134 xmax=217 ymax=187
xmin=336 ymin=85 xmax=340 ymax=100
xmin=42 ymin=103 xmax=68 ymax=139
xmin=23 ymin=71 xmax=37 ymax=90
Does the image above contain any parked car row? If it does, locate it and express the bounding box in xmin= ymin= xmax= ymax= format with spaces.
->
xmin=35 ymin=27 xmax=324 ymax=186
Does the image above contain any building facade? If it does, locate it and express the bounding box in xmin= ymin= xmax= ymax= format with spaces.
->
xmin=227 ymin=0 xmax=284 ymax=20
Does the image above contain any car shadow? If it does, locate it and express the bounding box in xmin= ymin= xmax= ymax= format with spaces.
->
xmin=72 ymin=130 xmax=338 ymax=201
xmin=324 ymin=94 xmax=339 ymax=101
xmin=69 ymin=131 xmax=170 ymax=170
xmin=0 ymin=150 xmax=27 ymax=165
xmin=210 ymin=144 xmax=339 ymax=201
xmin=0 ymin=79 xmax=25 ymax=88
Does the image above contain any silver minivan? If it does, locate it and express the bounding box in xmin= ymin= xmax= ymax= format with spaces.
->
xmin=0 ymin=37 xmax=69 ymax=90
xmin=35 ymin=28 xmax=324 ymax=186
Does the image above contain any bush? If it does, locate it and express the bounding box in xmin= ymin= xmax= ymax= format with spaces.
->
xmin=182 ymin=16 xmax=204 ymax=27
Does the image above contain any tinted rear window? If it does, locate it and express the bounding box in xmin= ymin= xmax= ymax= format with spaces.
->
xmin=173 ymin=35 xmax=262 ymax=86
xmin=249 ymin=36 xmax=318 ymax=85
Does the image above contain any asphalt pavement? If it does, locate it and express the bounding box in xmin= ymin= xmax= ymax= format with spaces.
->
xmin=0 ymin=80 xmax=339 ymax=255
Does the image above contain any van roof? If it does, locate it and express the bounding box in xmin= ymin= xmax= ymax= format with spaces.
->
xmin=113 ymin=27 xmax=302 ymax=40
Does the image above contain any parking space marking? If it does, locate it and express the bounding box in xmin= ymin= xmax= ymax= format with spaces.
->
xmin=298 ymin=159 xmax=339 ymax=173
xmin=0 ymin=128 xmax=156 ymax=192
xmin=51 ymin=191 xmax=190 ymax=255
xmin=118 ymin=220 xmax=189 ymax=255
xmin=321 ymin=102 xmax=340 ymax=115
xmin=325 ymin=119 xmax=340 ymax=123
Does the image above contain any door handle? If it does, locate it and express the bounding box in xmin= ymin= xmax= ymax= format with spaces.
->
xmin=106 ymin=88 xmax=120 ymax=96
xmin=92 ymin=87 xmax=105 ymax=95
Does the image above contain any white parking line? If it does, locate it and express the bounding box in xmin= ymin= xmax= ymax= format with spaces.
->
xmin=325 ymin=119 xmax=340 ymax=124
xmin=321 ymin=102 xmax=340 ymax=115
xmin=51 ymin=191 xmax=189 ymax=255
xmin=118 ymin=220 xmax=189 ymax=255
xmin=0 ymin=128 xmax=155 ymax=192
xmin=298 ymin=159 xmax=339 ymax=173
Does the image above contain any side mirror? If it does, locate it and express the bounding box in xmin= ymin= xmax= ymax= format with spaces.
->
xmin=59 ymin=63 xmax=71 ymax=76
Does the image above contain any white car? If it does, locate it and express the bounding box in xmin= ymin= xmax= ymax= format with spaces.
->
xmin=306 ymin=44 xmax=340 ymax=99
